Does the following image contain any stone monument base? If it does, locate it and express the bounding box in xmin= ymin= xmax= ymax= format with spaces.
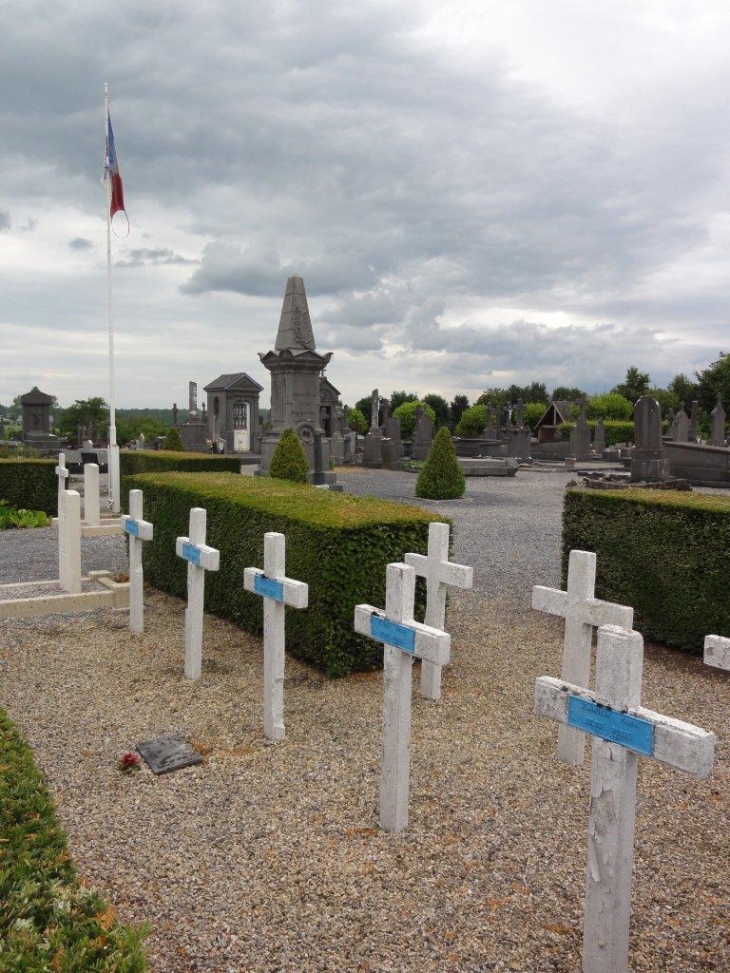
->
xmin=630 ymin=450 xmax=671 ymax=482
xmin=180 ymin=419 xmax=208 ymax=453
xmin=363 ymin=429 xmax=384 ymax=467
xmin=23 ymin=432 xmax=61 ymax=454
xmin=258 ymin=431 xmax=331 ymax=475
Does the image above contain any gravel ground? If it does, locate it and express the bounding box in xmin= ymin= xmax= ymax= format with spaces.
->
xmin=0 ymin=468 xmax=728 ymax=973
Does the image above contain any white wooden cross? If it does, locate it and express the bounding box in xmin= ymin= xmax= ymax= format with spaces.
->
xmin=354 ymin=562 xmax=450 ymax=833
xmin=175 ymin=507 xmax=220 ymax=680
xmin=55 ymin=452 xmax=70 ymax=514
xmin=243 ymin=532 xmax=308 ymax=742
xmin=532 ymin=549 xmax=634 ymax=764
xmin=535 ymin=624 xmax=715 ymax=973
xmin=83 ymin=462 xmax=101 ymax=527
xmin=58 ymin=489 xmax=81 ymax=594
xmin=122 ymin=489 xmax=154 ymax=634
xmin=704 ymin=634 xmax=730 ymax=671
xmin=404 ymin=521 xmax=473 ymax=700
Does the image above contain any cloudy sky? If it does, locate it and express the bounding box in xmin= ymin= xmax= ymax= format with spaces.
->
xmin=2 ymin=0 xmax=728 ymax=411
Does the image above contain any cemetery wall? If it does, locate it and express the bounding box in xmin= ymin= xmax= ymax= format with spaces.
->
xmin=120 ymin=450 xmax=240 ymax=503
xmin=0 ymin=458 xmax=57 ymax=515
xmin=563 ymin=488 xmax=730 ymax=653
xmin=557 ymin=420 xmax=635 ymax=446
xmin=128 ymin=471 xmax=444 ymax=675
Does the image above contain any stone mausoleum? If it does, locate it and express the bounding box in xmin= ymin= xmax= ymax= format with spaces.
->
xmin=20 ymin=386 xmax=60 ymax=453
xmin=204 ymin=373 xmax=263 ymax=453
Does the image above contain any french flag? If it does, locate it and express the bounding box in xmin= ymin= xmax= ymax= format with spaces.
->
xmin=104 ymin=111 xmax=125 ymax=218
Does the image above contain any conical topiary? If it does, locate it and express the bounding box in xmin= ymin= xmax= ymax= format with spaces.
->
xmin=269 ymin=428 xmax=309 ymax=484
xmin=415 ymin=427 xmax=466 ymax=499
xmin=163 ymin=426 xmax=185 ymax=451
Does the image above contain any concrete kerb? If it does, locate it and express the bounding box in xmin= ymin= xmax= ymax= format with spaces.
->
xmin=0 ymin=570 xmax=129 ymax=620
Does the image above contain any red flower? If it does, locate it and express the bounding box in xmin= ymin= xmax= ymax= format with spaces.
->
xmin=119 ymin=751 xmax=142 ymax=773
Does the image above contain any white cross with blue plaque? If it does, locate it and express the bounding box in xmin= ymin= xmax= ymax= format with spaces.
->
xmin=404 ymin=521 xmax=473 ymax=701
xmin=175 ymin=507 xmax=220 ymax=680
xmin=55 ymin=452 xmax=70 ymax=514
xmin=535 ymin=624 xmax=715 ymax=973
xmin=532 ymin=549 xmax=634 ymax=765
xmin=704 ymin=634 xmax=730 ymax=672
xmin=354 ymin=562 xmax=450 ymax=833
xmin=243 ymin=532 xmax=308 ymax=742
xmin=121 ymin=489 xmax=154 ymax=634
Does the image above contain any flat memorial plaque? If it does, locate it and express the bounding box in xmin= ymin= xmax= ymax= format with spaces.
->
xmin=371 ymin=615 xmax=416 ymax=654
xmin=181 ymin=542 xmax=201 ymax=566
xmin=567 ymin=696 xmax=654 ymax=756
xmin=254 ymin=574 xmax=284 ymax=602
xmin=137 ymin=734 xmax=203 ymax=775
xmin=124 ymin=519 xmax=140 ymax=537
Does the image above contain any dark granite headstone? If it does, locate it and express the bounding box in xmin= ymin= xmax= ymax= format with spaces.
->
xmin=137 ymin=734 xmax=203 ymax=775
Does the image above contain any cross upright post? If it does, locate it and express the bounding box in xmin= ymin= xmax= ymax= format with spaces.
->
xmin=404 ymin=521 xmax=473 ymax=700
xmin=532 ymin=549 xmax=633 ymax=764
xmin=354 ymin=563 xmax=450 ymax=832
xmin=704 ymin=633 xmax=730 ymax=671
xmin=55 ymin=452 xmax=70 ymax=515
xmin=175 ymin=507 xmax=220 ymax=680
xmin=83 ymin=462 xmax=101 ymax=527
xmin=243 ymin=532 xmax=309 ymax=742
xmin=58 ymin=489 xmax=82 ymax=594
xmin=535 ymin=625 xmax=715 ymax=973
xmin=122 ymin=489 xmax=154 ymax=634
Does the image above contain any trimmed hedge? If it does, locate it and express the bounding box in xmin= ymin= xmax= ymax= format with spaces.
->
xmin=128 ymin=471 xmax=446 ymax=676
xmin=120 ymin=449 xmax=240 ymax=501
xmin=0 ymin=708 xmax=148 ymax=971
xmin=557 ymin=420 xmax=635 ymax=446
xmin=563 ymin=488 xmax=730 ymax=653
xmin=0 ymin=459 xmax=57 ymax=515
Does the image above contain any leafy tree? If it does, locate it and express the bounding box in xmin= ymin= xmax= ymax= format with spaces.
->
xmin=393 ymin=400 xmax=435 ymax=439
xmin=269 ymin=428 xmax=309 ymax=483
xmin=476 ymin=388 xmax=509 ymax=412
xmin=346 ymin=407 xmax=368 ymax=435
xmin=668 ymin=373 xmax=699 ymax=410
xmin=58 ymin=397 xmax=109 ymax=441
xmin=507 ymin=381 xmax=548 ymax=404
xmin=455 ymin=404 xmax=487 ymax=437
xmin=163 ymin=426 xmax=185 ymax=451
xmin=389 ymin=390 xmax=419 ymax=412
xmin=415 ymin=428 xmax=466 ymax=500
xmin=612 ymin=366 xmax=651 ymax=404
xmin=449 ymin=394 xmax=469 ymax=427
xmin=696 ymin=353 xmax=730 ymax=414
xmin=586 ymin=393 xmax=633 ymax=421
xmin=524 ymin=402 xmax=548 ymax=430
xmin=551 ymin=386 xmax=586 ymax=403
xmin=648 ymin=387 xmax=680 ymax=416
xmin=421 ymin=393 xmax=450 ymax=427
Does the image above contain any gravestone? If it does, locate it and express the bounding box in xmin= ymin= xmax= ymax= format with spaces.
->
xmin=243 ymin=531 xmax=309 ymax=741
xmin=535 ymin=625 xmax=715 ymax=973
xmin=704 ymin=634 xmax=730 ymax=671
xmin=122 ymin=489 xmax=154 ymax=634
xmin=593 ymin=417 xmax=606 ymax=454
xmin=674 ymin=407 xmax=690 ymax=442
xmin=569 ymin=399 xmax=592 ymax=459
xmin=83 ymin=463 xmax=101 ymax=527
xmin=20 ymin=386 xmax=59 ymax=452
xmin=180 ymin=381 xmax=208 ymax=453
xmin=354 ymin=563 xmax=450 ymax=832
xmin=137 ymin=734 xmax=202 ymax=775
xmin=710 ymin=396 xmax=726 ymax=446
xmin=532 ymin=550 xmax=633 ymax=764
xmin=689 ymin=399 xmax=699 ymax=440
xmin=410 ymin=407 xmax=434 ymax=461
xmin=482 ymin=408 xmax=498 ymax=441
xmin=363 ymin=389 xmax=384 ymax=467
xmin=172 ymin=402 xmax=178 ymax=428
xmin=630 ymin=395 xmax=670 ymax=481
xmin=176 ymin=507 xmax=220 ymax=679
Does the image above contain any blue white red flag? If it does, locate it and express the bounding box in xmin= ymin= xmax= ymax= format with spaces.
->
xmin=103 ymin=111 xmax=126 ymax=219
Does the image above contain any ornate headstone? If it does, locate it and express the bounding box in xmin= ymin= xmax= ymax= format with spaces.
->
xmin=363 ymin=388 xmax=384 ymax=467
xmin=569 ymin=398 xmax=592 ymax=459
xmin=180 ymin=381 xmax=208 ymax=452
xmin=631 ymin=395 xmax=670 ymax=481
xmin=689 ymin=399 xmax=699 ymax=440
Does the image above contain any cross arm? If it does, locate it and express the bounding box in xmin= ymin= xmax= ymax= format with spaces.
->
xmin=535 ymin=677 xmax=716 ymax=779
xmin=704 ymin=634 xmax=730 ymax=671
xmin=531 ymin=585 xmax=633 ymax=629
xmin=354 ymin=604 xmax=450 ymax=665
xmin=122 ymin=515 xmax=153 ymax=542
xmin=176 ymin=536 xmax=220 ymax=571
xmin=243 ymin=567 xmax=308 ymax=609
xmin=404 ymin=552 xmax=473 ymax=589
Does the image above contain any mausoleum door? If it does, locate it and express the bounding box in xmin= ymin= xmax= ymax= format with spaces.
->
xmin=233 ymin=401 xmax=250 ymax=452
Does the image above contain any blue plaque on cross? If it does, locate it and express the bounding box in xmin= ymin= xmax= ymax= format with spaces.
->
xmin=124 ymin=519 xmax=140 ymax=537
xmin=254 ymin=574 xmax=284 ymax=602
xmin=567 ymin=696 xmax=654 ymax=756
xmin=371 ymin=615 xmax=416 ymax=654
xmin=181 ymin=542 xmax=202 ymax=566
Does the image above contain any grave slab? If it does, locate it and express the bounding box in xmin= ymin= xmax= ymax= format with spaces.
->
xmin=137 ymin=734 xmax=203 ymax=775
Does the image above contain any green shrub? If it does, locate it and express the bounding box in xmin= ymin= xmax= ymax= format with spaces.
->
xmin=393 ymin=400 xmax=436 ymax=439
xmin=269 ymin=428 xmax=309 ymax=483
xmin=128 ymin=472 xmax=445 ymax=675
xmin=120 ymin=450 xmax=239 ymax=507
xmin=347 ymin=407 xmax=368 ymax=435
xmin=0 ymin=459 xmax=57 ymax=515
xmin=163 ymin=426 xmax=185 ymax=451
xmin=586 ymin=393 xmax=633 ymax=421
xmin=0 ymin=500 xmax=50 ymax=529
xmin=416 ymin=428 xmax=466 ymax=499
xmin=455 ymin=404 xmax=487 ymax=438
xmin=524 ymin=402 xmax=548 ymax=431
xmin=562 ymin=488 xmax=730 ymax=653
xmin=0 ymin=708 xmax=148 ymax=971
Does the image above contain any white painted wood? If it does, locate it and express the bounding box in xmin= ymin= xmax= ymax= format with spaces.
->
xmin=534 ymin=624 xmax=716 ymax=973
xmin=58 ymin=490 xmax=81 ymax=594
xmin=243 ymin=531 xmax=309 ymax=742
xmin=532 ymin=550 xmax=634 ymax=765
xmin=122 ymin=489 xmax=154 ymax=634
xmin=83 ymin=463 xmax=101 ymax=527
xmin=175 ymin=507 xmax=220 ymax=680
xmin=704 ymin=634 xmax=730 ymax=671
xmin=404 ymin=521 xmax=473 ymax=700
xmin=55 ymin=453 xmax=69 ymax=514
xmin=354 ymin=562 xmax=451 ymax=833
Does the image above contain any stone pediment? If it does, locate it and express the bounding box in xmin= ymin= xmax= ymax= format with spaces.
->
xmin=204 ymin=372 xmax=264 ymax=394
xmin=20 ymin=385 xmax=54 ymax=405
xmin=319 ymin=376 xmax=341 ymax=400
xmin=259 ymin=349 xmax=332 ymax=369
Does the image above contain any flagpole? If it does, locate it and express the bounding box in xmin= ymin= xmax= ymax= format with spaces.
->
xmin=104 ymin=81 xmax=120 ymax=513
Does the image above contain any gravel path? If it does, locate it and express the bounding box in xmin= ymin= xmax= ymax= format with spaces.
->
xmin=0 ymin=469 xmax=727 ymax=973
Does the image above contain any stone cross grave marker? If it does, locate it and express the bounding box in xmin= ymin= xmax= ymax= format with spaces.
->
xmin=176 ymin=508 xmax=220 ymax=680
xmin=704 ymin=634 xmax=730 ymax=671
xmin=354 ymin=563 xmax=450 ymax=832
xmin=55 ymin=452 xmax=70 ymax=513
xmin=404 ymin=522 xmax=473 ymax=700
xmin=83 ymin=462 xmax=101 ymax=527
xmin=535 ymin=624 xmax=715 ymax=973
xmin=244 ymin=532 xmax=308 ymax=742
xmin=532 ymin=550 xmax=633 ymax=765
xmin=122 ymin=489 xmax=154 ymax=634
xmin=58 ymin=489 xmax=81 ymax=594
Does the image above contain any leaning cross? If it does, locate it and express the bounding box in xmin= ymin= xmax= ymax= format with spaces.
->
xmin=55 ymin=452 xmax=70 ymax=513
xmin=404 ymin=521 xmax=473 ymax=700
xmin=532 ymin=549 xmax=633 ymax=764
xmin=243 ymin=532 xmax=308 ymax=742
xmin=535 ymin=624 xmax=715 ymax=973
xmin=175 ymin=507 xmax=220 ymax=680
xmin=704 ymin=634 xmax=730 ymax=671
xmin=354 ymin=563 xmax=450 ymax=833
xmin=122 ymin=489 xmax=154 ymax=634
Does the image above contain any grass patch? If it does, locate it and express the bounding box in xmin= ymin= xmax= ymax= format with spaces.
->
xmin=0 ymin=708 xmax=147 ymax=972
